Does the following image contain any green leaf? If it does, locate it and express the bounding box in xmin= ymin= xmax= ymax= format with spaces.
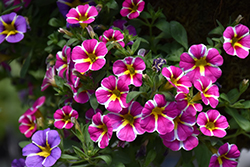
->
xmin=54 ymin=75 xmax=65 ymax=89
xmin=144 ymin=149 xmax=156 ymax=167
xmin=227 ymin=88 xmax=240 ymax=103
xmin=94 ymin=155 xmax=112 ymax=165
xmin=126 ymin=91 xmax=143 ymax=103
xmin=155 ymin=19 xmax=171 ymax=38
xmin=1 ymin=3 xmax=23 ymax=14
xmin=170 ymin=21 xmax=188 ymax=50
xmin=131 ymin=38 xmax=141 ymax=55
xmin=219 ymin=93 xmax=230 ymax=102
xmin=181 ymin=150 xmax=193 ymax=164
xmin=60 ymin=154 xmax=79 ymax=160
xmin=158 ymin=91 xmax=175 ymax=101
xmin=66 ymin=38 xmax=79 ymax=46
xmin=242 ymin=101 xmax=250 ymax=108
xmin=18 ymin=141 xmax=31 ymax=148
xmin=48 ymin=18 xmax=62 ymax=27
xmin=194 ymin=143 xmax=212 ymax=167
xmin=106 ymin=0 xmax=118 ymax=9
xmin=20 ymin=49 xmax=33 ymax=78
xmin=90 ymin=94 xmax=99 ymax=110
xmin=72 ymin=145 xmax=87 ymax=159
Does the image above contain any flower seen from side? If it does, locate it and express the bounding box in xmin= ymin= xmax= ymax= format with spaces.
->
xmin=223 ymin=24 xmax=250 ymax=59
xmin=22 ymin=128 xmax=61 ymax=167
xmin=100 ymin=29 xmax=125 ymax=47
xmin=113 ymin=56 xmax=146 ymax=87
xmin=88 ymin=112 xmax=113 ymax=149
xmin=23 ymin=96 xmax=46 ymax=116
xmin=55 ymin=45 xmax=71 ymax=79
xmin=70 ymin=84 xmax=94 ymax=104
xmin=85 ymin=108 xmax=103 ymax=123
xmin=120 ymin=0 xmax=145 ymax=19
xmin=41 ymin=66 xmax=57 ymax=91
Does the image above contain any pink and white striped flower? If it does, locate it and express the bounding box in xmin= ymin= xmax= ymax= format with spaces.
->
xmin=162 ymin=66 xmax=192 ymax=94
xmin=23 ymin=96 xmax=46 ymax=116
xmin=88 ymin=112 xmax=113 ymax=149
xmin=100 ymin=29 xmax=125 ymax=47
xmin=85 ymin=108 xmax=103 ymax=123
xmin=113 ymin=56 xmax=146 ymax=87
xmin=41 ymin=66 xmax=57 ymax=91
xmin=107 ymin=101 xmax=145 ymax=142
xmin=95 ymin=75 xmax=129 ymax=113
xmin=72 ymin=39 xmax=108 ymax=73
xmin=120 ymin=0 xmax=145 ymax=19
xmin=54 ymin=105 xmax=79 ymax=129
xmin=140 ymin=94 xmax=179 ymax=135
xmin=194 ymin=76 xmax=219 ymax=108
xmin=18 ymin=114 xmax=37 ymax=138
xmin=197 ymin=109 xmax=229 ymax=138
xmin=179 ymin=44 xmax=223 ymax=83
xmin=223 ymin=24 xmax=250 ymax=59
xmin=70 ymin=84 xmax=94 ymax=104
xmin=55 ymin=45 xmax=71 ymax=79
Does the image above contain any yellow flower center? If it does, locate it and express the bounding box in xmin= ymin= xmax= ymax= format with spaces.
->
xmin=64 ymin=114 xmax=71 ymax=122
xmin=173 ymin=116 xmax=181 ymax=129
xmin=152 ymin=107 xmax=164 ymax=115
xmin=195 ymin=57 xmax=207 ymax=67
xmin=131 ymin=3 xmax=138 ymax=13
xmin=112 ymin=89 xmax=121 ymax=98
xmin=88 ymin=53 xmax=97 ymax=63
xmin=123 ymin=113 xmax=134 ymax=125
xmin=206 ymin=121 xmax=215 ymax=130
xmin=79 ymin=15 xmax=88 ymax=22
xmin=231 ymin=37 xmax=239 ymax=47
xmin=1 ymin=22 xmax=18 ymax=35
xmin=127 ymin=64 xmax=135 ymax=75
xmin=36 ymin=144 xmax=51 ymax=158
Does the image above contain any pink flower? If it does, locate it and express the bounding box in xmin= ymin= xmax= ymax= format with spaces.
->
xmin=85 ymin=108 xmax=103 ymax=123
xmin=66 ymin=4 xmax=98 ymax=28
xmin=100 ymin=29 xmax=125 ymax=47
xmin=223 ymin=24 xmax=250 ymax=59
xmin=54 ymin=105 xmax=79 ymax=129
xmin=23 ymin=96 xmax=46 ymax=116
xmin=194 ymin=76 xmax=219 ymax=108
xmin=113 ymin=56 xmax=146 ymax=87
xmin=41 ymin=66 xmax=57 ymax=91
xmin=107 ymin=101 xmax=145 ymax=142
xmin=72 ymin=39 xmax=108 ymax=73
xmin=209 ymin=143 xmax=240 ymax=167
xmin=88 ymin=112 xmax=113 ymax=149
xmin=162 ymin=66 xmax=192 ymax=94
xmin=70 ymin=84 xmax=94 ymax=104
xmin=140 ymin=94 xmax=179 ymax=135
xmin=120 ymin=0 xmax=145 ymax=19
xmin=197 ymin=109 xmax=229 ymax=138
xmin=95 ymin=75 xmax=129 ymax=113
xmin=179 ymin=44 xmax=223 ymax=83
xmin=18 ymin=114 xmax=37 ymax=138
xmin=55 ymin=45 xmax=71 ymax=79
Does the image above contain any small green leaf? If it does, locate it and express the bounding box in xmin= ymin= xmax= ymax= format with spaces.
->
xmin=219 ymin=93 xmax=230 ymax=102
xmin=19 ymin=141 xmax=31 ymax=148
xmin=94 ymin=155 xmax=112 ymax=165
xmin=131 ymin=38 xmax=141 ymax=55
xmin=126 ymin=91 xmax=143 ymax=103
xmin=48 ymin=18 xmax=62 ymax=27
xmin=54 ymin=75 xmax=65 ymax=89
xmin=90 ymin=94 xmax=99 ymax=110
xmin=227 ymin=88 xmax=240 ymax=103
xmin=1 ymin=3 xmax=23 ymax=14
xmin=20 ymin=49 xmax=33 ymax=78
xmin=144 ymin=149 xmax=156 ymax=167
xmin=170 ymin=21 xmax=188 ymax=50
xmin=194 ymin=143 xmax=212 ymax=167
xmin=60 ymin=154 xmax=79 ymax=160
xmin=72 ymin=145 xmax=87 ymax=159
xmin=155 ymin=20 xmax=171 ymax=38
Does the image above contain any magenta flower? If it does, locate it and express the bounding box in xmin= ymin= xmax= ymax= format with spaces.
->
xmin=95 ymin=75 xmax=129 ymax=113
xmin=4 ymin=0 xmax=31 ymax=12
xmin=179 ymin=44 xmax=223 ymax=83
xmin=55 ymin=45 xmax=71 ymax=79
xmin=18 ymin=114 xmax=37 ymax=138
xmin=41 ymin=66 xmax=57 ymax=91
xmin=113 ymin=56 xmax=146 ymax=87
xmin=85 ymin=108 xmax=103 ymax=123
xmin=54 ymin=105 xmax=79 ymax=129
xmin=107 ymin=101 xmax=145 ymax=142
xmin=223 ymin=24 xmax=250 ymax=59
xmin=0 ymin=12 xmax=27 ymax=44
xmin=22 ymin=128 xmax=61 ymax=167
xmin=140 ymin=94 xmax=179 ymax=135
xmin=23 ymin=96 xmax=46 ymax=116
xmin=209 ymin=143 xmax=240 ymax=167
xmin=66 ymin=4 xmax=98 ymax=28
xmin=72 ymin=39 xmax=108 ymax=73
xmin=88 ymin=112 xmax=113 ymax=149
xmin=120 ymin=0 xmax=145 ymax=19
xmin=70 ymin=84 xmax=94 ymax=104
xmin=162 ymin=66 xmax=192 ymax=94
xmin=194 ymin=76 xmax=219 ymax=108
xmin=197 ymin=109 xmax=229 ymax=138
xmin=100 ymin=29 xmax=125 ymax=47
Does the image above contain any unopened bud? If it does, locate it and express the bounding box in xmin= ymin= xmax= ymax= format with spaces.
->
xmin=96 ymin=4 xmax=102 ymax=13
xmin=86 ymin=25 xmax=96 ymax=39
xmin=58 ymin=28 xmax=73 ymax=37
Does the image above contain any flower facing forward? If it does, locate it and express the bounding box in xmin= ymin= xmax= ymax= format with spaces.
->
xmin=19 ymin=114 xmax=37 ymax=138
xmin=223 ymin=24 xmax=250 ymax=59
xmin=99 ymin=29 xmax=125 ymax=47
xmin=72 ymin=39 xmax=108 ymax=73
xmin=209 ymin=143 xmax=240 ymax=167
xmin=0 ymin=12 xmax=27 ymax=44
xmin=55 ymin=45 xmax=71 ymax=79
xmin=54 ymin=105 xmax=79 ymax=129
xmin=95 ymin=75 xmax=129 ymax=113
xmin=179 ymin=44 xmax=223 ymax=83
xmin=22 ymin=128 xmax=61 ymax=167
xmin=113 ymin=56 xmax=146 ymax=87
xmin=107 ymin=101 xmax=145 ymax=142
xmin=197 ymin=109 xmax=229 ymax=138
xmin=88 ymin=112 xmax=113 ymax=149
xmin=120 ymin=0 xmax=145 ymax=19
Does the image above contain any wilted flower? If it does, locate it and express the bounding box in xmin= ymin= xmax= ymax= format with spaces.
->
xmin=55 ymin=45 xmax=71 ymax=79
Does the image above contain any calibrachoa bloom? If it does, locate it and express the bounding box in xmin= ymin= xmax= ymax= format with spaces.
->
xmin=85 ymin=108 xmax=103 ymax=123
xmin=194 ymin=76 xmax=219 ymax=108
xmin=0 ymin=12 xmax=27 ymax=44
xmin=23 ymin=96 xmax=46 ymax=116
xmin=70 ymin=84 xmax=94 ymax=104
xmin=41 ymin=66 xmax=57 ymax=91
xmin=179 ymin=44 xmax=223 ymax=83
xmin=99 ymin=29 xmax=125 ymax=47
xmin=18 ymin=114 xmax=37 ymax=138
xmin=72 ymin=39 xmax=108 ymax=73
xmin=107 ymin=101 xmax=145 ymax=142
xmin=140 ymin=94 xmax=179 ymax=135
xmin=120 ymin=0 xmax=145 ymax=19
xmin=66 ymin=4 xmax=98 ymax=28
xmin=88 ymin=112 xmax=113 ymax=149
xmin=197 ymin=109 xmax=229 ymax=138
xmin=113 ymin=56 xmax=146 ymax=87
xmin=95 ymin=75 xmax=129 ymax=113
xmin=55 ymin=45 xmax=71 ymax=79
xmin=209 ymin=143 xmax=240 ymax=167
xmin=162 ymin=66 xmax=192 ymax=94
xmin=54 ymin=105 xmax=79 ymax=129
xmin=223 ymin=24 xmax=250 ymax=59
xmin=11 ymin=158 xmax=26 ymax=167
xmin=22 ymin=128 xmax=61 ymax=167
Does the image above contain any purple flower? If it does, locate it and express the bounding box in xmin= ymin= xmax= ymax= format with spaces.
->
xmin=11 ymin=158 xmax=26 ymax=167
xmin=22 ymin=128 xmax=61 ymax=167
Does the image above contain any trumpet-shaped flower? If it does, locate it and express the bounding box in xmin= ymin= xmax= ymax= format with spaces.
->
xmin=120 ymin=0 xmax=145 ymax=19
xmin=55 ymin=45 xmax=71 ymax=79
xmin=113 ymin=56 xmax=146 ymax=87
xmin=85 ymin=108 xmax=103 ymax=123
xmin=0 ymin=12 xmax=27 ymax=44
xmin=197 ymin=109 xmax=229 ymax=138
xmin=41 ymin=66 xmax=57 ymax=91
xmin=107 ymin=101 xmax=145 ymax=142
xmin=179 ymin=44 xmax=223 ymax=83
xmin=223 ymin=24 xmax=250 ymax=59
xmin=209 ymin=143 xmax=240 ymax=167
xmin=72 ymin=39 xmax=108 ymax=73
xmin=18 ymin=114 xmax=37 ymax=138
xmin=100 ymin=29 xmax=125 ymax=47
xmin=88 ymin=112 xmax=113 ymax=149
xmin=194 ymin=76 xmax=219 ymax=108
xmin=54 ymin=105 xmax=79 ymax=129
xmin=95 ymin=75 xmax=129 ymax=113
xmin=140 ymin=94 xmax=179 ymax=135
xmin=22 ymin=128 xmax=61 ymax=167
xmin=162 ymin=66 xmax=192 ymax=94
